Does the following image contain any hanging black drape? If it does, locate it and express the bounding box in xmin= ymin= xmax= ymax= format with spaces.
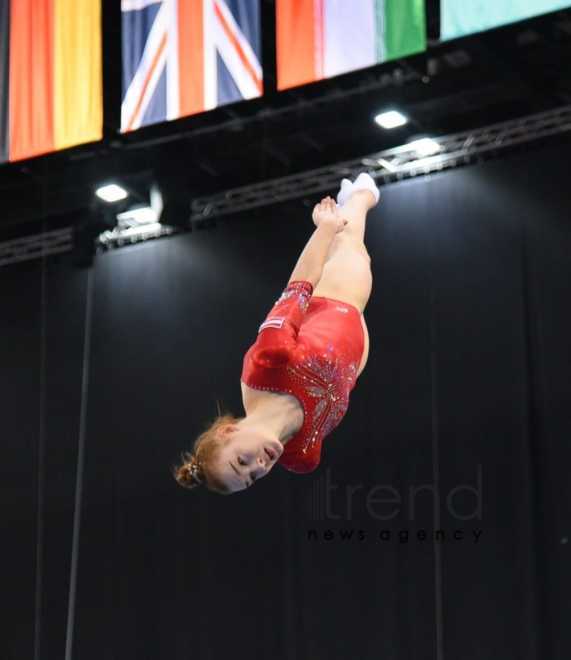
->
xmin=1 ymin=140 xmax=570 ymax=660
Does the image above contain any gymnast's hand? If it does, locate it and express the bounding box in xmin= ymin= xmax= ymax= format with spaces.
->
xmin=312 ymin=197 xmax=348 ymax=234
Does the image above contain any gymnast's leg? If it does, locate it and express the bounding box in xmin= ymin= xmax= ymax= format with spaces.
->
xmin=312 ymin=188 xmax=377 ymax=313
xmin=312 ymin=185 xmax=378 ymax=377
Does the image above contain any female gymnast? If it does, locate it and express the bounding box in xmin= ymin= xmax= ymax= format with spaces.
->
xmin=174 ymin=173 xmax=380 ymax=494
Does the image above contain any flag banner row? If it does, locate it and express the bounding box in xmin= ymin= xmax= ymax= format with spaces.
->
xmin=276 ymin=0 xmax=427 ymax=91
xmin=0 ymin=0 xmax=102 ymax=165
xmin=4 ymin=0 xmax=568 ymax=163
xmin=441 ymin=0 xmax=571 ymax=41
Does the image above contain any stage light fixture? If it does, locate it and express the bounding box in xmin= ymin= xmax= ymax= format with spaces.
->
xmin=118 ymin=222 xmax=163 ymax=239
xmin=409 ymin=138 xmax=441 ymax=157
xmin=95 ymin=183 xmax=128 ymax=203
xmin=375 ymin=110 xmax=408 ymax=129
xmin=97 ymin=204 xmax=174 ymax=248
xmin=116 ymin=206 xmax=158 ymax=224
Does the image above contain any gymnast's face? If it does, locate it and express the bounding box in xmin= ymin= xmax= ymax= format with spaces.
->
xmin=211 ymin=424 xmax=284 ymax=493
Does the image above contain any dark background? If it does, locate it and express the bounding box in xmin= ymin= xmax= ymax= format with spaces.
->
xmin=2 ymin=140 xmax=570 ymax=660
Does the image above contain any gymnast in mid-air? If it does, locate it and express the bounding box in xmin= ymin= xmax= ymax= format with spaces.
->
xmin=174 ymin=173 xmax=380 ymax=494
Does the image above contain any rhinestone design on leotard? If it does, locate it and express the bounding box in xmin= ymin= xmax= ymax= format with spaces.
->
xmin=273 ymin=281 xmax=311 ymax=313
xmin=286 ymin=345 xmax=358 ymax=455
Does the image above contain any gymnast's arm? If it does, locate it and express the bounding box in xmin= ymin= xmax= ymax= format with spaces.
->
xmin=252 ymin=202 xmax=343 ymax=367
xmin=287 ymin=221 xmax=338 ymax=287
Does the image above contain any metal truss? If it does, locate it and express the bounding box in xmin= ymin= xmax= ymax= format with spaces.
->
xmin=0 ymin=227 xmax=73 ymax=267
xmin=190 ymin=104 xmax=571 ymax=220
xmin=0 ymin=220 xmax=179 ymax=268
xmin=2 ymin=104 xmax=570 ymax=268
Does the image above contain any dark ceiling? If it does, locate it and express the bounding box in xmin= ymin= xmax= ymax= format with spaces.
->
xmin=1 ymin=1 xmax=570 ymax=239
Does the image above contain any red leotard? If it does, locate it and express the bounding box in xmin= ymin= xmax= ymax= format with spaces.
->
xmin=241 ymin=280 xmax=365 ymax=473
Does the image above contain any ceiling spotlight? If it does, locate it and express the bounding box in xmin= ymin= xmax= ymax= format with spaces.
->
xmin=374 ymin=110 xmax=408 ymax=129
xmin=96 ymin=183 xmax=128 ymax=203
xmin=409 ymin=138 xmax=441 ymax=157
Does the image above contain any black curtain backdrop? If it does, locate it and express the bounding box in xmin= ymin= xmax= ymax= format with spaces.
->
xmin=2 ymin=142 xmax=570 ymax=660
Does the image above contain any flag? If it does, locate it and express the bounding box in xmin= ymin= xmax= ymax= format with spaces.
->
xmin=441 ymin=0 xmax=571 ymax=41
xmin=276 ymin=0 xmax=426 ymax=91
xmin=121 ymin=0 xmax=262 ymax=133
xmin=0 ymin=0 xmax=9 ymax=163
xmin=0 ymin=0 xmax=102 ymax=164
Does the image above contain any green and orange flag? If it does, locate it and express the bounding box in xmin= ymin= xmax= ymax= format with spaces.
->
xmin=0 ymin=0 xmax=102 ymax=164
xmin=276 ymin=0 xmax=426 ymax=91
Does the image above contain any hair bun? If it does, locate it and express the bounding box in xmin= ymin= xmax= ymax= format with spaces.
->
xmin=173 ymin=453 xmax=204 ymax=490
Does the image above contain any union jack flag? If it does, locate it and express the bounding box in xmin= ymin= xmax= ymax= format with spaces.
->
xmin=121 ymin=0 xmax=262 ymax=132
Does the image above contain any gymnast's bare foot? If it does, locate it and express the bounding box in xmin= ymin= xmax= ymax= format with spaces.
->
xmin=312 ymin=197 xmax=348 ymax=233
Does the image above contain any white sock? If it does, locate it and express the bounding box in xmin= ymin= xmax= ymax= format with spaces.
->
xmin=351 ymin=172 xmax=380 ymax=205
xmin=336 ymin=178 xmax=353 ymax=207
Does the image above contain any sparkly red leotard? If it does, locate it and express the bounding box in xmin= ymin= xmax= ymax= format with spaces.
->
xmin=241 ymin=280 xmax=365 ymax=474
